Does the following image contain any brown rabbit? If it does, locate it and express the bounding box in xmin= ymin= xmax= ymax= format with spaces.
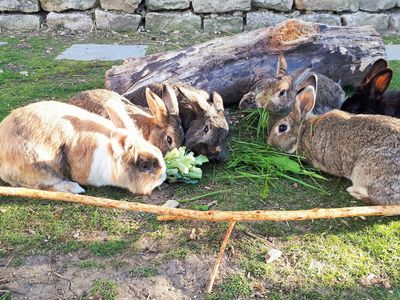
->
xmin=69 ymin=86 xmax=184 ymax=154
xmin=0 ymin=99 xmax=166 ymax=195
xmin=267 ymin=78 xmax=400 ymax=205
xmin=240 ymin=54 xmax=345 ymax=115
xmin=135 ymin=82 xmax=230 ymax=162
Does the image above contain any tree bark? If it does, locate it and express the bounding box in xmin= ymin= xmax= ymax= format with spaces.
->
xmin=105 ymin=20 xmax=386 ymax=106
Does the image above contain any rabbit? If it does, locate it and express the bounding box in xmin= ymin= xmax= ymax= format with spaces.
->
xmin=239 ymin=54 xmax=345 ymax=115
xmin=267 ymin=75 xmax=400 ymax=205
xmin=0 ymin=99 xmax=167 ymax=195
xmin=340 ymin=59 xmax=400 ymax=118
xmin=69 ymin=86 xmax=184 ymax=154
xmin=131 ymin=82 xmax=230 ymax=162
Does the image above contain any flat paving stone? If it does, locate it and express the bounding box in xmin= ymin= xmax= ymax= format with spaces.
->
xmin=0 ymin=42 xmax=8 ymax=46
xmin=385 ymin=45 xmax=400 ymax=61
xmin=55 ymin=44 xmax=147 ymax=61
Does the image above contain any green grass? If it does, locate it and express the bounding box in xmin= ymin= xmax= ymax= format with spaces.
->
xmin=0 ymin=32 xmax=399 ymax=299
xmin=208 ymin=275 xmax=252 ymax=300
xmin=89 ymin=240 xmax=129 ymax=257
xmin=389 ymin=61 xmax=400 ymax=89
xmin=130 ymin=267 xmax=159 ymax=278
xmin=383 ymin=35 xmax=400 ymax=45
xmin=78 ymin=260 xmax=106 ymax=269
xmin=0 ymin=291 xmax=12 ymax=300
xmin=89 ymin=279 xmax=119 ymax=300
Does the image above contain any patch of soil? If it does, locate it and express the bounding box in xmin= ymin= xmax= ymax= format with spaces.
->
xmin=1 ymin=251 xmax=230 ymax=299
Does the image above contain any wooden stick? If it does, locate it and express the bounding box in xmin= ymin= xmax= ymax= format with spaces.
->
xmin=206 ymin=221 xmax=236 ymax=293
xmin=1 ymin=187 xmax=400 ymax=222
xmin=157 ymin=215 xmax=186 ymax=221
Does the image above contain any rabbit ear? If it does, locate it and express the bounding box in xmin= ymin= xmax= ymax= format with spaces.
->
xmin=110 ymin=130 xmax=136 ymax=160
xmin=293 ymin=67 xmax=312 ymax=89
xmin=105 ymin=98 xmax=137 ymax=133
xmin=177 ymin=85 xmax=209 ymax=112
xmin=370 ymin=68 xmax=392 ymax=96
xmin=162 ymin=84 xmax=179 ymax=116
xmin=146 ymin=87 xmax=169 ymax=125
xmin=295 ymin=74 xmax=318 ymax=95
xmin=211 ymin=91 xmax=224 ymax=113
xmin=276 ymin=54 xmax=287 ymax=77
xmin=293 ymin=86 xmax=316 ymax=122
xmin=362 ymin=59 xmax=388 ymax=86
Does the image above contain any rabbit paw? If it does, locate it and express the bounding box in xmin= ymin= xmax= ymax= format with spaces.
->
xmin=347 ymin=186 xmax=369 ymax=200
xmin=52 ymin=180 xmax=85 ymax=194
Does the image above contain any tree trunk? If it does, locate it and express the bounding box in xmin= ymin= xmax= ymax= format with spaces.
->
xmin=105 ymin=20 xmax=386 ymax=106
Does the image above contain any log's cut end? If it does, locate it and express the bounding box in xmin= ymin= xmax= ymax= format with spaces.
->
xmin=268 ymin=19 xmax=319 ymax=47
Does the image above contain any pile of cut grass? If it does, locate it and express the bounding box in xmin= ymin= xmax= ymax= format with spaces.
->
xmin=223 ymin=109 xmax=326 ymax=198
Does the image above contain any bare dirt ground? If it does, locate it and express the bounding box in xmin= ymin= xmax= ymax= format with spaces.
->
xmin=1 ymin=250 xmax=230 ymax=299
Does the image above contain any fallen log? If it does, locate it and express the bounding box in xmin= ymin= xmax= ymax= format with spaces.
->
xmin=105 ymin=20 xmax=386 ymax=106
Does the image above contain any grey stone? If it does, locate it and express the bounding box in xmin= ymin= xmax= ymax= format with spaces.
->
xmin=146 ymin=12 xmax=201 ymax=33
xmin=0 ymin=0 xmax=39 ymax=12
xmin=46 ymin=12 xmax=93 ymax=31
xmin=233 ymin=11 xmax=244 ymax=16
xmin=40 ymin=0 xmax=96 ymax=12
xmin=342 ymin=12 xmax=389 ymax=32
xmin=163 ymin=200 xmax=180 ymax=208
xmin=386 ymin=45 xmax=400 ymax=60
xmin=192 ymin=0 xmax=251 ymax=13
xmin=0 ymin=14 xmax=41 ymax=31
xmin=56 ymin=44 xmax=147 ymax=61
xmin=95 ymin=9 xmax=141 ymax=32
xmin=146 ymin=0 xmax=190 ymax=10
xmin=204 ymin=16 xmax=244 ymax=33
xmin=246 ymin=11 xmax=288 ymax=30
xmin=295 ymin=0 xmax=359 ymax=11
xmin=359 ymin=0 xmax=396 ymax=11
xmin=290 ymin=10 xmax=300 ymax=17
xmin=397 ymin=0 xmax=400 ymax=7
xmin=0 ymin=41 xmax=7 ymax=45
xmin=299 ymin=13 xmax=342 ymax=25
xmin=100 ymin=0 xmax=141 ymax=13
xmin=389 ymin=12 xmax=400 ymax=31
xmin=252 ymin=0 xmax=293 ymax=12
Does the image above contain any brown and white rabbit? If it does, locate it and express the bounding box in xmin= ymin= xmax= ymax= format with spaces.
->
xmin=267 ymin=76 xmax=400 ymax=205
xmin=240 ymin=54 xmax=345 ymax=115
xmin=0 ymin=99 xmax=166 ymax=195
xmin=340 ymin=59 xmax=400 ymax=118
xmin=69 ymin=86 xmax=184 ymax=154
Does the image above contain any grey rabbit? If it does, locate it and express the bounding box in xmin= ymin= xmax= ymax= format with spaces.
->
xmin=239 ymin=54 xmax=345 ymax=115
xmin=267 ymin=75 xmax=400 ymax=205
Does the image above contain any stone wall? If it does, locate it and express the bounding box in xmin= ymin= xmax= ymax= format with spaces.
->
xmin=0 ymin=0 xmax=399 ymax=33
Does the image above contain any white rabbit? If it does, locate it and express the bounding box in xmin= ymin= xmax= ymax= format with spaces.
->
xmin=0 ymin=99 xmax=166 ymax=195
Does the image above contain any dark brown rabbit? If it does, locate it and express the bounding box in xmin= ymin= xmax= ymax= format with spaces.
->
xmin=340 ymin=59 xmax=400 ymax=118
xmin=134 ymin=83 xmax=230 ymax=162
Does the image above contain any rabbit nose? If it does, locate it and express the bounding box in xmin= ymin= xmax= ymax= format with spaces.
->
xmin=208 ymin=146 xmax=228 ymax=163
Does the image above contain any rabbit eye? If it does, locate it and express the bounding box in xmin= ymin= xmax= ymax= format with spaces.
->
xmin=279 ymin=124 xmax=288 ymax=132
xmin=279 ymin=90 xmax=287 ymax=97
xmin=204 ymin=125 xmax=209 ymax=133
xmin=140 ymin=161 xmax=151 ymax=171
xmin=167 ymin=135 xmax=173 ymax=145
